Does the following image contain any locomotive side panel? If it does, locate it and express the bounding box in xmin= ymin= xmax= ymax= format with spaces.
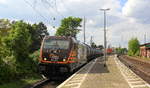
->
xmin=38 ymin=36 xmax=103 ymax=78
xmin=77 ymin=44 xmax=87 ymax=62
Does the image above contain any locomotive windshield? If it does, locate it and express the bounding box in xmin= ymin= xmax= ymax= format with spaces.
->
xmin=43 ymin=39 xmax=70 ymax=49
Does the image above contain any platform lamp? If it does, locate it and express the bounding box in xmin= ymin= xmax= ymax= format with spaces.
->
xmin=100 ymin=8 xmax=110 ymax=67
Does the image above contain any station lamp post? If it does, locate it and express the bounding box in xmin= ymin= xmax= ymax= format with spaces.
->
xmin=100 ymin=8 xmax=110 ymax=67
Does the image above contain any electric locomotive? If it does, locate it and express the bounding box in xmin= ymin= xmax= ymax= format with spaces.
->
xmin=38 ymin=36 xmax=102 ymax=78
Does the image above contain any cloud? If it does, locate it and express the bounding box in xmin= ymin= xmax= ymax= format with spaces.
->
xmin=122 ymin=0 xmax=150 ymax=24
xmin=0 ymin=0 xmax=150 ymax=48
xmin=0 ymin=0 xmax=7 ymax=4
xmin=108 ymin=20 xmax=150 ymax=47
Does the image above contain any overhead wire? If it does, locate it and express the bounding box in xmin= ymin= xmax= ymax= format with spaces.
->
xmin=41 ymin=1 xmax=55 ymax=20
xmin=23 ymin=0 xmax=50 ymax=23
xmin=41 ymin=0 xmax=65 ymax=28
xmin=42 ymin=0 xmax=64 ymax=18
xmin=41 ymin=0 xmax=54 ymax=8
xmin=54 ymin=0 xmax=65 ymax=18
xmin=33 ymin=0 xmax=37 ymax=9
xmin=59 ymin=0 xmax=72 ymax=15
xmin=40 ymin=0 xmax=56 ymax=28
xmin=41 ymin=0 xmax=56 ymax=19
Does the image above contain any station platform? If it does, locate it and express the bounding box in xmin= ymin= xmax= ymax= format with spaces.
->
xmin=57 ymin=55 xmax=150 ymax=88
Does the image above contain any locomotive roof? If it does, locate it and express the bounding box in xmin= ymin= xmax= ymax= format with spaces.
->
xmin=44 ymin=36 xmax=92 ymax=47
xmin=44 ymin=36 xmax=71 ymax=40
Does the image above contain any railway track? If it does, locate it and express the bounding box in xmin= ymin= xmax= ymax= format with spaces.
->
xmin=25 ymin=78 xmax=65 ymax=88
xmin=119 ymin=55 xmax=150 ymax=84
xmin=23 ymin=78 xmax=50 ymax=88
xmin=26 ymin=62 xmax=88 ymax=88
xmin=29 ymin=79 xmax=50 ymax=88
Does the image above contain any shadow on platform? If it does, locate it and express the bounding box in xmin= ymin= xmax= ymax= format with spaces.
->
xmin=77 ymin=58 xmax=110 ymax=74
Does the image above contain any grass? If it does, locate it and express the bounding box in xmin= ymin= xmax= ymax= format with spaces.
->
xmin=0 ymin=75 xmax=42 ymax=88
xmin=127 ymin=55 xmax=150 ymax=61
xmin=134 ymin=56 xmax=150 ymax=61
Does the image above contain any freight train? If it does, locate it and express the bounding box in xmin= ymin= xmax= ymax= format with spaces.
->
xmin=38 ymin=36 xmax=103 ymax=78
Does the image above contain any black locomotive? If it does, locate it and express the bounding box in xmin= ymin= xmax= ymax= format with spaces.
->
xmin=38 ymin=36 xmax=103 ymax=78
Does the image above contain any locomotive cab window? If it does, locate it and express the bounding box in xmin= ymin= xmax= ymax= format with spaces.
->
xmin=43 ymin=39 xmax=70 ymax=49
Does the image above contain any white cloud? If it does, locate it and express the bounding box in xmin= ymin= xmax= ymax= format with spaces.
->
xmin=122 ymin=0 xmax=150 ymax=23
xmin=0 ymin=0 xmax=7 ymax=4
xmin=108 ymin=20 xmax=150 ymax=47
xmin=1 ymin=0 xmax=150 ymax=48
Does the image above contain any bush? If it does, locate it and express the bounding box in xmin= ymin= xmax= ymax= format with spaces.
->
xmin=128 ymin=38 xmax=140 ymax=56
xmin=0 ymin=20 xmax=47 ymax=84
xmin=29 ymin=50 xmax=40 ymax=65
xmin=0 ymin=56 xmax=16 ymax=84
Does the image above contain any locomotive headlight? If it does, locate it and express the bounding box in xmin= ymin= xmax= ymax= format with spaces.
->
xmin=63 ymin=59 xmax=66 ymax=61
xmin=54 ymin=50 xmax=57 ymax=53
xmin=44 ymin=58 xmax=47 ymax=61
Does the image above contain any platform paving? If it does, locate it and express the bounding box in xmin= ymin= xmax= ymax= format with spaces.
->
xmin=79 ymin=56 xmax=130 ymax=88
xmin=57 ymin=55 xmax=150 ymax=88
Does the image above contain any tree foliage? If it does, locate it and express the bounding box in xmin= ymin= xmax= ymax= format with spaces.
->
xmin=4 ymin=21 xmax=32 ymax=61
xmin=30 ymin=22 xmax=49 ymax=52
xmin=91 ymin=42 xmax=97 ymax=48
xmin=0 ymin=19 xmax=11 ymax=36
xmin=128 ymin=38 xmax=140 ymax=56
xmin=0 ymin=20 xmax=49 ymax=84
xmin=91 ymin=42 xmax=104 ymax=49
xmin=116 ymin=47 xmax=127 ymax=54
xmin=55 ymin=16 xmax=82 ymax=38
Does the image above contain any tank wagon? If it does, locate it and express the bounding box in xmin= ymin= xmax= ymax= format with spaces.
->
xmin=38 ymin=36 xmax=103 ymax=78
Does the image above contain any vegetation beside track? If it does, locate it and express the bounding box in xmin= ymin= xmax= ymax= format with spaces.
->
xmin=135 ymin=56 xmax=150 ymax=61
xmin=123 ymin=55 xmax=150 ymax=62
xmin=0 ymin=74 xmax=42 ymax=88
xmin=0 ymin=19 xmax=48 ymax=86
xmin=128 ymin=38 xmax=140 ymax=56
xmin=0 ymin=17 xmax=83 ymax=87
xmin=127 ymin=37 xmax=150 ymax=61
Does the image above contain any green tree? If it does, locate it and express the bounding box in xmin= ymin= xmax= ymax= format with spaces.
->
xmin=29 ymin=22 xmax=49 ymax=52
xmin=128 ymin=38 xmax=140 ymax=56
xmin=0 ymin=34 xmax=3 ymax=60
xmin=116 ymin=47 xmax=127 ymax=54
xmin=3 ymin=21 xmax=34 ymax=75
xmin=0 ymin=20 xmax=49 ymax=83
xmin=91 ymin=42 xmax=97 ymax=48
xmin=0 ymin=19 xmax=11 ymax=36
xmin=55 ymin=16 xmax=82 ymax=38
xmin=4 ymin=21 xmax=32 ymax=60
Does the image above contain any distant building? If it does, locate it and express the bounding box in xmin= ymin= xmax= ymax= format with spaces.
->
xmin=140 ymin=43 xmax=150 ymax=58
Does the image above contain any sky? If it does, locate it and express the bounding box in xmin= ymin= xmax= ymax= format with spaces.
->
xmin=0 ymin=0 xmax=150 ymax=48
